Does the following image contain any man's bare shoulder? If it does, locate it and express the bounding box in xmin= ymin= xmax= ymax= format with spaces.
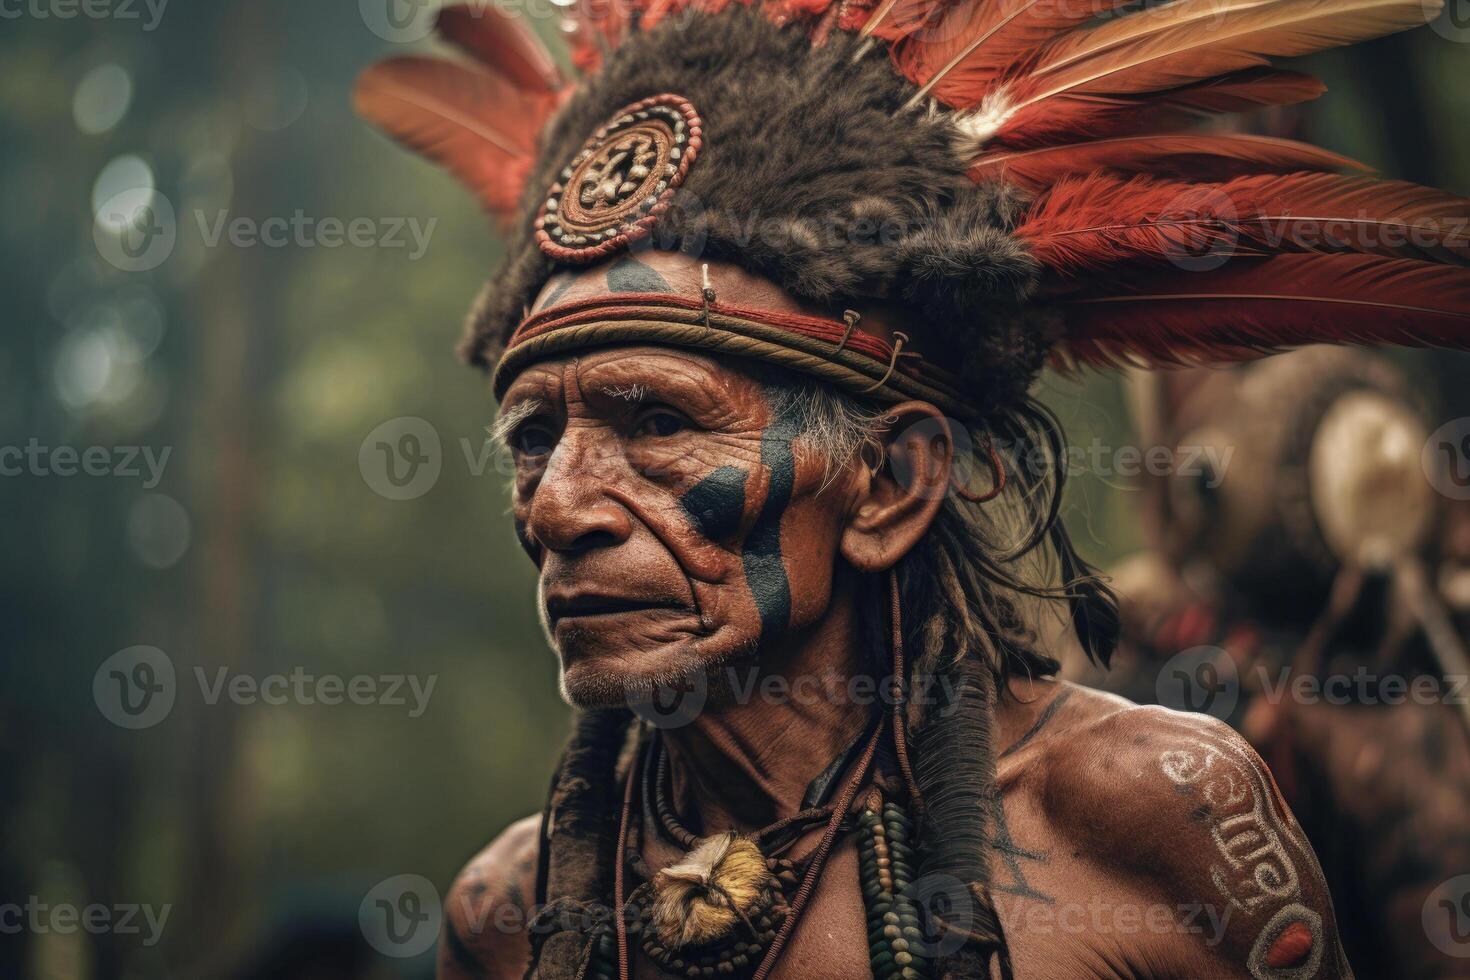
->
xmin=999 ymin=679 xmax=1275 ymax=820
xmin=439 ymin=814 xmax=542 ymax=980
xmin=997 ymin=681 xmax=1350 ymax=976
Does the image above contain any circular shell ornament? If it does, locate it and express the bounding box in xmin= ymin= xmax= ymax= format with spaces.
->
xmin=536 ymin=94 xmax=703 ymax=263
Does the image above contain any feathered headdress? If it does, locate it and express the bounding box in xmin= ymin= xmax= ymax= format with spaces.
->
xmin=356 ymin=0 xmax=1470 ymax=417
xmin=356 ymin=5 xmax=1468 ymax=978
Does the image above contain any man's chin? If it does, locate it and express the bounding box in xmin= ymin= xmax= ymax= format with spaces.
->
xmin=556 ymin=636 xmax=757 ymax=710
xmin=559 ymin=652 xmax=706 ymax=709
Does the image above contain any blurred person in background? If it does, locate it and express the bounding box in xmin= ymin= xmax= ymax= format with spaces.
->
xmin=1087 ymin=348 xmax=1470 ymax=977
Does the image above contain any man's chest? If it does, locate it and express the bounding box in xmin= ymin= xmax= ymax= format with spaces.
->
xmin=627 ymin=846 xmax=874 ymax=980
xmin=984 ymin=790 xmax=1216 ymax=979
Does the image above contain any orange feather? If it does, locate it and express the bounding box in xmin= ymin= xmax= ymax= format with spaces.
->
xmin=987 ymin=67 xmax=1325 ymax=148
xmin=352 ymin=57 xmax=554 ymax=225
xmin=435 ymin=4 xmax=564 ymax=94
xmin=1013 ymin=0 xmax=1440 ymax=108
xmin=891 ymin=0 xmax=1133 ymax=106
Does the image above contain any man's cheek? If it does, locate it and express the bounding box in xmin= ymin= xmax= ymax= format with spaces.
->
xmin=781 ymin=527 xmax=838 ymax=629
xmin=686 ymin=579 xmax=763 ymax=653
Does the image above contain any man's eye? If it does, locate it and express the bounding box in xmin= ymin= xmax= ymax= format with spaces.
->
xmin=512 ymin=424 xmax=557 ymax=457
xmin=631 ymin=409 xmax=689 ymax=439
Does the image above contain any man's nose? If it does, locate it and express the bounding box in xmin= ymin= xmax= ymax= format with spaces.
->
xmin=524 ymin=434 xmax=633 ymax=554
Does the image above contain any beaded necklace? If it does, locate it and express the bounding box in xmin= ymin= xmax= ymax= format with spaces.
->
xmin=577 ymin=726 xmax=931 ymax=980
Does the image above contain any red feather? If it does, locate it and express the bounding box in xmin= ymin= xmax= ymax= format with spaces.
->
xmin=858 ymin=0 xmax=960 ymax=40
xmin=972 ymin=133 xmax=1365 ymax=191
xmin=1017 ymin=172 xmax=1470 ymax=280
xmin=1017 ymin=174 xmax=1253 ymax=277
xmin=564 ymin=0 xmax=634 ymax=73
xmin=352 ymin=57 xmax=554 ymax=225
xmin=986 ymin=68 xmax=1325 ymax=149
xmin=435 ymin=4 xmax=564 ymax=94
xmin=1053 ymin=253 xmax=1470 ymax=370
xmin=891 ymin=0 xmax=1132 ymax=107
xmin=1215 ymin=172 xmax=1470 ymax=265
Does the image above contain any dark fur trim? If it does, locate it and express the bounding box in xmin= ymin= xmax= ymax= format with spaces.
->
xmin=911 ymin=652 xmax=1009 ymax=978
xmin=528 ymin=708 xmax=635 ymax=980
xmin=462 ymin=8 xmax=1045 ymax=409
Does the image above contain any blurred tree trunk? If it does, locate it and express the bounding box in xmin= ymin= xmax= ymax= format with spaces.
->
xmin=176 ymin=4 xmax=278 ymax=970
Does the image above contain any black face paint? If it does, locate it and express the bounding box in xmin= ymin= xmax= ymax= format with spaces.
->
xmin=534 ymin=271 xmax=577 ymax=312
xmin=742 ymin=410 xmax=799 ymax=638
xmin=679 ymin=466 xmax=747 ymax=541
xmin=605 ymin=255 xmax=670 ymax=293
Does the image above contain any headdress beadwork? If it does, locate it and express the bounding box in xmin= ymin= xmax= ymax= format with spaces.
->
xmin=536 ymin=94 xmax=702 ymax=264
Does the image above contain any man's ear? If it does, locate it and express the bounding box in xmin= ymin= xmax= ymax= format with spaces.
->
xmin=840 ymin=401 xmax=954 ymax=573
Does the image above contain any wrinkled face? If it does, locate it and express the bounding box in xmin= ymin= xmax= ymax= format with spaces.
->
xmin=498 ymin=345 xmax=858 ymax=707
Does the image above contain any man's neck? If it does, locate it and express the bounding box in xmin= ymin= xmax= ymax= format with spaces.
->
xmin=661 ymin=590 xmax=874 ymax=833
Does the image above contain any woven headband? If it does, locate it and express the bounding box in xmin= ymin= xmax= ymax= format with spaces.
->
xmin=493 ymin=285 xmax=976 ymax=420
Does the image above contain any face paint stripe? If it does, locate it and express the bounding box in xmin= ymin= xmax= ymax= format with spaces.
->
xmin=680 ymin=466 xmax=748 ymax=541
xmin=743 ymin=414 xmax=799 ymax=637
xmin=605 ymin=255 xmax=671 ymax=293
xmin=536 ymin=273 xmax=577 ymax=311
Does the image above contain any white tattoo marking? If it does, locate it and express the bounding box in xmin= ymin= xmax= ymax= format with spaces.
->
xmin=601 ymin=384 xmax=648 ymax=401
xmin=1159 ymin=738 xmax=1302 ymax=913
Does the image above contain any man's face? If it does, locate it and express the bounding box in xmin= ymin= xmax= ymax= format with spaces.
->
xmin=498 ymin=346 xmax=858 ymax=706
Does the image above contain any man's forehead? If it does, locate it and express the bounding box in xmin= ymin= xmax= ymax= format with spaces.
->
xmin=499 ymin=345 xmax=766 ymax=408
xmin=529 ymin=250 xmax=819 ymax=318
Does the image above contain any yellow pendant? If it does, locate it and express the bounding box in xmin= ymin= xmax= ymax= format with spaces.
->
xmin=651 ymin=832 xmax=773 ymax=949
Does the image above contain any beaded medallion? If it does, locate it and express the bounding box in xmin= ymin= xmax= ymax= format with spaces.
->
xmin=536 ymin=94 xmax=703 ymax=264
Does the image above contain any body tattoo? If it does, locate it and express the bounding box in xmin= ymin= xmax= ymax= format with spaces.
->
xmin=1158 ymin=726 xmax=1324 ymax=978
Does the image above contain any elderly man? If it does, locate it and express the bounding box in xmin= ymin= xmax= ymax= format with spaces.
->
xmin=357 ymin=1 xmax=1470 ymax=976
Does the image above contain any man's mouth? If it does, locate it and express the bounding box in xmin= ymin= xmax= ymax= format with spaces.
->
xmin=544 ymin=590 xmax=692 ymax=626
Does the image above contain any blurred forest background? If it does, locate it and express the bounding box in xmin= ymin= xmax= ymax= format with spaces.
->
xmin=1 ymin=2 xmax=1468 ymax=978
